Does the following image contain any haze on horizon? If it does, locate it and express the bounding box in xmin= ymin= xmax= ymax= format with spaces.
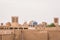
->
xmin=0 ymin=0 xmax=60 ymax=24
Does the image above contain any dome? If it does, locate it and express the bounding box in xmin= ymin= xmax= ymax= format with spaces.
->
xmin=29 ymin=20 xmax=38 ymax=27
xmin=33 ymin=21 xmax=38 ymax=26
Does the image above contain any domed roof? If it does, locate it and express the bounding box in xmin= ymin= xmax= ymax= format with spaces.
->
xmin=32 ymin=21 xmax=38 ymax=25
xmin=29 ymin=20 xmax=38 ymax=26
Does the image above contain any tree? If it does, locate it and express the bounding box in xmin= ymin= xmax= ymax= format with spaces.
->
xmin=47 ymin=23 xmax=55 ymax=27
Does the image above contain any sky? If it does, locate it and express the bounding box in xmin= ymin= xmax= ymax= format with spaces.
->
xmin=0 ymin=0 xmax=60 ymax=24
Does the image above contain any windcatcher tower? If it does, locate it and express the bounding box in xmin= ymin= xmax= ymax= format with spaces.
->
xmin=54 ymin=18 xmax=59 ymax=27
xmin=11 ymin=16 xmax=19 ymax=27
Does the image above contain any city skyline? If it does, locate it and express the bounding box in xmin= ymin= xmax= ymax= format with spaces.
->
xmin=0 ymin=0 xmax=60 ymax=24
xmin=0 ymin=0 xmax=60 ymax=40
xmin=0 ymin=16 xmax=59 ymax=25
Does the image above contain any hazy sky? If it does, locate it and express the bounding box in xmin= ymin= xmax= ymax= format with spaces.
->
xmin=0 ymin=0 xmax=60 ymax=24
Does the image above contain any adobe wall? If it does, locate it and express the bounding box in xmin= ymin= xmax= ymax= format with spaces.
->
xmin=0 ymin=27 xmax=60 ymax=40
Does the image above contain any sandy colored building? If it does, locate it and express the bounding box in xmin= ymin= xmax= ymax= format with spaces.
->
xmin=22 ymin=22 xmax=28 ymax=28
xmin=0 ymin=17 xmax=60 ymax=40
xmin=11 ymin=16 xmax=19 ymax=27
xmin=54 ymin=18 xmax=59 ymax=27
xmin=11 ymin=16 xmax=18 ymax=23
xmin=42 ymin=22 xmax=47 ymax=27
xmin=6 ymin=22 xmax=11 ymax=27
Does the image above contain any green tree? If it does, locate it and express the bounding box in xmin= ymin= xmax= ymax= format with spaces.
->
xmin=47 ymin=23 xmax=55 ymax=27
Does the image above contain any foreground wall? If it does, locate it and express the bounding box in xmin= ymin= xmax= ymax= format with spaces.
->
xmin=0 ymin=27 xmax=60 ymax=40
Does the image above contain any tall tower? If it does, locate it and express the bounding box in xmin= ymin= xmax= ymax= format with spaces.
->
xmin=12 ymin=16 xmax=18 ymax=23
xmin=54 ymin=18 xmax=59 ymax=27
xmin=11 ymin=16 xmax=19 ymax=27
xmin=6 ymin=22 xmax=11 ymax=27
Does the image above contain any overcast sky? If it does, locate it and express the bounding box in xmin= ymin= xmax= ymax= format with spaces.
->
xmin=0 ymin=0 xmax=60 ymax=24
